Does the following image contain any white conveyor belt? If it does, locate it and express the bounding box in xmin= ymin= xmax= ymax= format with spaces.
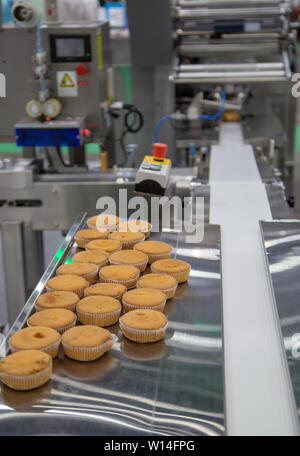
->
xmin=209 ymin=123 xmax=299 ymax=435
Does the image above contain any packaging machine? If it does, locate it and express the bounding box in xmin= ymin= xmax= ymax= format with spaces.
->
xmin=1 ymin=0 xmax=300 ymax=437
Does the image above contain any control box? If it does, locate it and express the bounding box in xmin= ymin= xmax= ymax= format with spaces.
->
xmin=135 ymin=143 xmax=171 ymax=195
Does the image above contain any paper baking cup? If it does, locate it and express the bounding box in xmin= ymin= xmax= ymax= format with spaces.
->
xmin=35 ymin=302 xmax=77 ymax=313
xmin=73 ymin=257 xmax=108 ymax=269
xmin=27 ymin=316 xmax=77 ymax=334
xmin=83 ymin=288 xmax=124 ymax=301
xmin=136 ymin=283 xmax=178 ymax=299
xmin=150 ymin=265 xmax=191 ymax=283
xmin=109 ymin=258 xmax=148 ymax=273
xmin=46 ymin=286 xmax=87 ymax=299
xmin=122 ymin=298 xmax=166 ymax=314
xmin=99 ymin=272 xmax=140 ymax=290
xmin=87 ymin=220 xmax=118 ymax=232
xmin=10 ymin=339 xmax=61 ymax=359
xmin=0 ymin=361 xmax=52 ymax=391
xmin=74 ymin=235 xmax=108 ymax=249
xmin=119 ymin=321 xmax=168 ymax=343
xmin=57 ymin=266 xmax=99 ymax=285
xmin=76 ymin=308 xmax=121 ymax=327
xmin=119 ymin=237 xmax=145 ymax=250
xmin=62 ymin=339 xmax=114 ymax=362
xmin=134 ymin=249 xmax=172 ymax=264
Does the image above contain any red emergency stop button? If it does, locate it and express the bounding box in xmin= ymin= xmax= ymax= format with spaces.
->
xmin=153 ymin=143 xmax=168 ymax=159
xmin=76 ymin=64 xmax=88 ymax=76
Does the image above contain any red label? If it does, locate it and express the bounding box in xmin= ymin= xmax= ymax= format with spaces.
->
xmin=78 ymin=80 xmax=89 ymax=86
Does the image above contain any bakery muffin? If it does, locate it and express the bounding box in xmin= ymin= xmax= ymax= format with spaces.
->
xmin=62 ymin=325 xmax=114 ymax=361
xmin=108 ymin=231 xmax=145 ymax=249
xmin=56 ymin=263 xmax=98 ymax=284
xmin=84 ymin=282 xmax=126 ymax=301
xmin=72 ymin=250 xmax=108 ymax=268
xmin=136 ymin=273 xmax=178 ymax=299
xmin=35 ymin=291 xmax=79 ymax=312
xmin=0 ymin=350 xmax=52 ymax=391
xmin=122 ymin=288 xmax=166 ymax=313
xmin=85 ymin=239 xmax=121 ymax=255
xmin=27 ymin=309 xmax=77 ymax=334
xmin=87 ymin=214 xmax=120 ymax=232
xmin=134 ymin=240 xmax=172 ymax=264
xmin=151 ymin=259 xmax=191 ymax=283
xmin=74 ymin=228 xmax=109 ymax=248
xmin=119 ymin=309 xmax=168 ymax=343
xmin=46 ymin=274 xmax=89 ymax=299
xmin=99 ymin=265 xmax=140 ymax=289
xmin=109 ymin=250 xmax=148 ymax=272
xmin=118 ymin=220 xmax=152 ymax=238
xmin=76 ymin=296 xmax=121 ymax=327
xmin=9 ymin=326 xmax=61 ymax=358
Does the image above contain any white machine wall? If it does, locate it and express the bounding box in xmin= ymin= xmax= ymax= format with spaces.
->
xmin=209 ymin=123 xmax=299 ymax=435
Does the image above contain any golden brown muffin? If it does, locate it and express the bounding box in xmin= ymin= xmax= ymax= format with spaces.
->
xmin=118 ymin=220 xmax=152 ymax=238
xmin=0 ymin=350 xmax=52 ymax=391
xmin=27 ymin=309 xmax=77 ymax=334
xmin=134 ymin=240 xmax=172 ymax=264
xmin=46 ymin=274 xmax=89 ymax=299
xmin=56 ymin=263 xmax=98 ymax=284
xmin=151 ymin=259 xmax=191 ymax=283
xmin=119 ymin=309 xmax=168 ymax=343
xmin=84 ymin=282 xmax=127 ymax=301
xmin=74 ymin=228 xmax=109 ymax=248
xmin=109 ymin=249 xmax=148 ymax=272
xmin=87 ymin=214 xmax=120 ymax=232
xmin=99 ymin=265 xmax=140 ymax=289
xmin=136 ymin=273 xmax=178 ymax=299
xmin=85 ymin=239 xmax=121 ymax=255
xmin=72 ymin=250 xmax=108 ymax=268
xmin=122 ymin=288 xmax=166 ymax=313
xmin=62 ymin=325 xmax=114 ymax=361
xmin=35 ymin=291 xmax=79 ymax=312
xmin=76 ymin=295 xmax=121 ymax=327
xmin=9 ymin=326 xmax=61 ymax=358
xmin=108 ymin=231 xmax=145 ymax=249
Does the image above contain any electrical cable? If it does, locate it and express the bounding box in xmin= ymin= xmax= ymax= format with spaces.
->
xmin=116 ymin=104 xmax=144 ymax=166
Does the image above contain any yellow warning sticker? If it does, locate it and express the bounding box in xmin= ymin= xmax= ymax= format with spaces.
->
xmin=57 ymin=71 xmax=78 ymax=97
xmin=60 ymin=73 xmax=75 ymax=87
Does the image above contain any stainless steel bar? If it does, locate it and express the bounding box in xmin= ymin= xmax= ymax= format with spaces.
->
xmin=177 ymin=71 xmax=286 ymax=79
xmin=171 ymin=72 xmax=288 ymax=83
xmin=1 ymin=222 xmax=27 ymax=326
xmin=0 ymin=211 xmax=87 ymax=356
xmin=179 ymin=63 xmax=285 ymax=72
xmin=178 ymin=0 xmax=282 ymax=6
xmin=178 ymin=7 xmax=286 ymax=19
xmin=179 ymin=43 xmax=280 ymax=55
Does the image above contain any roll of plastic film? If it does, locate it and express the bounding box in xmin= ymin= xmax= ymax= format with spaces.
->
xmin=12 ymin=0 xmax=43 ymax=28
xmin=26 ymin=99 xmax=43 ymax=118
xmin=42 ymin=98 xmax=62 ymax=118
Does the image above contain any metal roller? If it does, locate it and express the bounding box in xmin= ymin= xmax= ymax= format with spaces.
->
xmin=177 ymin=7 xmax=288 ymax=19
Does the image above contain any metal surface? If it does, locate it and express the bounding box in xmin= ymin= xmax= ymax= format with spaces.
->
xmin=260 ymin=220 xmax=300 ymax=430
xmin=0 ymin=215 xmax=225 ymax=436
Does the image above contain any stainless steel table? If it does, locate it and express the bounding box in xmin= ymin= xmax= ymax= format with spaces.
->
xmin=0 ymin=213 xmax=225 ymax=436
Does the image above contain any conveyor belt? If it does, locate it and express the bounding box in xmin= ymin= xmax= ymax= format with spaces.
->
xmin=0 ymin=214 xmax=225 ymax=436
xmin=210 ymin=123 xmax=299 ymax=435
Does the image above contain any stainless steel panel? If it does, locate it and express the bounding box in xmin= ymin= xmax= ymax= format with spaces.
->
xmin=0 ymin=215 xmax=225 ymax=436
xmin=260 ymin=220 xmax=300 ymax=428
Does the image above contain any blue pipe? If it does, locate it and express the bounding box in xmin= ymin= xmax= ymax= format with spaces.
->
xmin=153 ymin=92 xmax=226 ymax=143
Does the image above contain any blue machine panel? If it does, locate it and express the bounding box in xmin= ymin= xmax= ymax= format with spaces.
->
xmin=15 ymin=127 xmax=81 ymax=147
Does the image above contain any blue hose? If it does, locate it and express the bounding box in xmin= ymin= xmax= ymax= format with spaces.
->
xmin=153 ymin=92 xmax=226 ymax=143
